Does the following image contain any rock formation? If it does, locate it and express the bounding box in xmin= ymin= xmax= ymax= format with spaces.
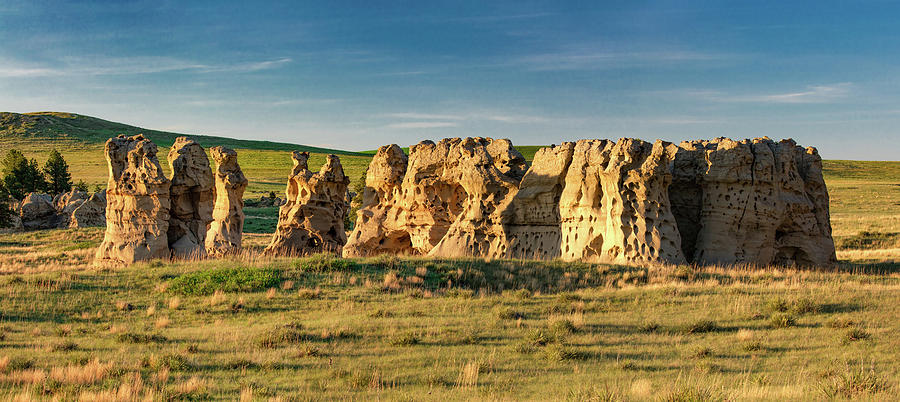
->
xmin=95 ymin=135 xmax=171 ymax=265
xmin=265 ymin=152 xmax=350 ymax=255
xmin=69 ymin=190 xmax=106 ymax=228
xmin=345 ymin=136 xmax=836 ymax=267
xmin=205 ymin=146 xmax=247 ymax=256
xmin=167 ymin=137 xmax=214 ymax=258
xmin=669 ymin=137 xmax=836 ymax=267
xmin=343 ymin=137 xmax=527 ymax=258
xmin=19 ymin=193 xmax=59 ymax=230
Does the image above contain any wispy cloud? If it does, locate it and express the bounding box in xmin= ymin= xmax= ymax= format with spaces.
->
xmin=0 ymin=56 xmax=292 ymax=78
xmin=383 ymin=112 xmax=464 ymax=120
xmin=648 ymin=83 xmax=854 ymax=104
xmin=385 ymin=121 xmax=458 ymax=129
xmin=512 ymin=46 xmax=733 ymax=71
xmin=383 ymin=111 xmax=548 ymax=125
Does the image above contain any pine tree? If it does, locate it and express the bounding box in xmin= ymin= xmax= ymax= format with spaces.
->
xmin=43 ymin=149 xmax=72 ymax=195
xmin=1 ymin=149 xmax=46 ymax=200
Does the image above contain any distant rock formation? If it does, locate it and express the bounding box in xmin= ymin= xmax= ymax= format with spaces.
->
xmin=95 ymin=135 xmax=171 ymax=265
xmin=13 ymin=190 xmax=106 ymax=231
xmin=345 ymin=136 xmax=836 ymax=267
xmin=69 ymin=190 xmax=106 ymax=228
xmin=167 ymin=137 xmax=214 ymax=258
xmin=19 ymin=193 xmax=58 ymax=230
xmin=205 ymin=146 xmax=248 ymax=256
xmin=265 ymin=152 xmax=350 ymax=255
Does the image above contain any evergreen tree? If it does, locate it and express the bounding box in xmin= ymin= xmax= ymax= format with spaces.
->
xmin=43 ymin=149 xmax=72 ymax=195
xmin=0 ymin=182 xmax=12 ymax=228
xmin=1 ymin=149 xmax=46 ymax=200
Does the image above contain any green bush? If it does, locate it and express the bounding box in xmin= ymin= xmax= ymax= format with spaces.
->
xmin=684 ymin=320 xmax=717 ymax=334
xmin=769 ymin=313 xmax=797 ymax=328
xmin=168 ymin=266 xmax=281 ymax=296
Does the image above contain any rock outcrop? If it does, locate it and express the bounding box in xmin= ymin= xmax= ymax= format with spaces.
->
xmin=669 ymin=137 xmax=836 ymax=267
xmin=205 ymin=146 xmax=247 ymax=256
xmin=345 ymin=136 xmax=836 ymax=267
xmin=69 ymin=190 xmax=106 ymax=228
xmin=95 ymin=135 xmax=171 ymax=265
xmin=344 ymin=138 xmax=527 ymax=258
xmin=167 ymin=137 xmax=214 ymax=258
xmin=265 ymin=152 xmax=350 ymax=255
xmin=19 ymin=193 xmax=59 ymax=230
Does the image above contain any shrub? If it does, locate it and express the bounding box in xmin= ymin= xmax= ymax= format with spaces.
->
xmin=567 ymin=385 xmax=623 ymax=401
xmin=544 ymin=344 xmax=584 ymax=361
xmin=819 ymin=363 xmax=890 ymax=398
xmin=691 ymin=346 xmax=712 ymax=359
xmin=841 ymin=328 xmax=871 ymax=344
xmin=524 ymin=329 xmax=556 ymax=347
xmin=160 ymin=353 xmax=193 ymax=371
xmin=549 ymin=319 xmax=577 ymax=335
xmin=827 ymin=317 xmax=857 ymax=329
xmin=683 ymin=320 xmax=717 ymax=334
xmin=168 ymin=267 xmax=281 ymax=296
xmin=765 ymin=297 xmax=790 ymax=313
xmin=256 ymin=325 xmax=305 ymax=348
xmin=48 ymin=341 xmax=78 ymax=352
xmin=743 ymin=341 xmax=763 ymax=352
xmin=117 ymin=332 xmax=167 ymax=344
xmin=495 ymin=307 xmax=526 ymax=320
xmin=662 ymin=386 xmax=722 ymax=402
xmin=388 ymin=332 xmax=419 ymax=346
xmin=791 ymin=297 xmax=819 ymax=315
xmin=769 ymin=313 xmax=797 ymax=329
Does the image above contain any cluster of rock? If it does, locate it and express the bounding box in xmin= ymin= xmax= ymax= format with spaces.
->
xmin=265 ymin=152 xmax=350 ymax=255
xmin=343 ymin=137 xmax=837 ymax=267
xmin=14 ymin=190 xmax=106 ymax=231
xmin=94 ymin=135 xmax=246 ymax=265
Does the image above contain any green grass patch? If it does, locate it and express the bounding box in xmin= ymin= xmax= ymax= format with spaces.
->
xmin=168 ymin=266 xmax=281 ymax=296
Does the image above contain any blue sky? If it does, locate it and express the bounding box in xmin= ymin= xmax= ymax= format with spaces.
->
xmin=0 ymin=1 xmax=898 ymax=160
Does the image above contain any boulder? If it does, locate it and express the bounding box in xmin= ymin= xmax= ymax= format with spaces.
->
xmin=69 ymin=190 xmax=106 ymax=228
xmin=19 ymin=193 xmax=58 ymax=230
xmin=265 ymin=152 xmax=350 ymax=255
xmin=205 ymin=146 xmax=248 ymax=256
xmin=94 ymin=135 xmax=171 ymax=265
xmin=167 ymin=137 xmax=214 ymax=258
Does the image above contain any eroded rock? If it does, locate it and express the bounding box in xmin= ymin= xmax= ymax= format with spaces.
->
xmin=95 ymin=135 xmax=171 ymax=265
xmin=670 ymin=137 xmax=836 ymax=267
xmin=205 ymin=146 xmax=247 ymax=256
xmin=265 ymin=152 xmax=350 ymax=255
xmin=19 ymin=193 xmax=58 ymax=230
xmin=167 ymin=137 xmax=214 ymax=258
xmin=69 ymin=190 xmax=106 ymax=228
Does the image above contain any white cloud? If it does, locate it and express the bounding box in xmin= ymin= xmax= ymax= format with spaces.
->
xmin=383 ymin=112 xmax=465 ymax=120
xmin=749 ymin=83 xmax=852 ymax=104
xmin=513 ymin=46 xmax=731 ymax=71
xmin=383 ymin=111 xmax=548 ymax=125
xmin=385 ymin=121 xmax=458 ymax=129
xmin=0 ymin=56 xmax=292 ymax=78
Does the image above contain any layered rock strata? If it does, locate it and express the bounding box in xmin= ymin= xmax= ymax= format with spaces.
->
xmin=265 ymin=152 xmax=350 ymax=255
xmin=95 ymin=135 xmax=171 ymax=265
xmin=167 ymin=137 xmax=214 ymax=258
xmin=205 ymin=146 xmax=247 ymax=256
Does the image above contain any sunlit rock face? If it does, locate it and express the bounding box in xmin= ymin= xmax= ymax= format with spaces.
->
xmin=167 ymin=137 xmax=214 ymax=258
xmin=205 ymin=146 xmax=247 ymax=257
xmin=265 ymin=152 xmax=350 ymax=255
xmin=345 ymin=136 xmax=836 ymax=268
xmin=95 ymin=135 xmax=171 ymax=265
xmin=669 ymin=137 xmax=836 ymax=267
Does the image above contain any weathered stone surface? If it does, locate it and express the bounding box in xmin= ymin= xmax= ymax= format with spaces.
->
xmin=69 ymin=190 xmax=106 ymax=228
xmin=346 ymin=136 xmax=835 ymax=267
xmin=670 ymin=137 xmax=836 ymax=267
xmin=19 ymin=193 xmax=58 ymax=230
xmin=504 ymin=139 xmax=685 ymax=264
xmin=95 ymin=135 xmax=171 ymax=265
xmin=265 ymin=152 xmax=350 ymax=255
xmin=342 ymin=145 xmax=412 ymax=257
xmin=344 ymin=137 xmax=526 ymax=258
xmin=205 ymin=146 xmax=247 ymax=256
xmin=167 ymin=137 xmax=214 ymax=258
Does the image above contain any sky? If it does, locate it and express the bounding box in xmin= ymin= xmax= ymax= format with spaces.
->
xmin=0 ymin=1 xmax=898 ymax=160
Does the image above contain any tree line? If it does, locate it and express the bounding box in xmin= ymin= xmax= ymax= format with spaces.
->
xmin=0 ymin=149 xmax=86 ymax=227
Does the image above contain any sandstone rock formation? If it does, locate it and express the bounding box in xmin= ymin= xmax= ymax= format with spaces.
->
xmin=669 ymin=137 xmax=836 ymax=267
xmin=345 ymin=136 xmax=836 ymax=267
xmin=265 ymin=152 xmax=350 ymax=255
xmin=19 ymin=193 xmax=58 ymax=230
xmin=167 ymin=137 xmax=214 ymax=258
xmin=503 ymin=139 xmax=685 ymax=264
xmin=95 ymin=135 xmax=171 ymax=265
xmin=343 ymin=138 xmax=527 ymax=258
xmin=205 ymin=146 xmax=247 ymax=256
xmin=69 ymin=190 xmax=106 ymax=228
xmin=54 ymin=190 xmax=90 ymax=227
